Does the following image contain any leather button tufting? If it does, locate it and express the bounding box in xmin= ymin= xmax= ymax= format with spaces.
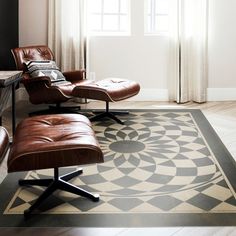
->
xmin=40 ymin=51 xmax=48 ymax=56
xmin=8 ymin=113 xmax=103 ymax=172
xmin=24 ymin=55 xmax=33 ymax=60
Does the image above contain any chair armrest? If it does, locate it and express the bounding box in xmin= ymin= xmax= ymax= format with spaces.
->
xmin=63 ymin=70 xmax=85 ymax=83
xmin=22 ymin=75 xmax=51 ymax=86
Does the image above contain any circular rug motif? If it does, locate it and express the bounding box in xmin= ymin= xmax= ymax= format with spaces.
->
xmin=85 ymin=112 xmax=219 ymax=197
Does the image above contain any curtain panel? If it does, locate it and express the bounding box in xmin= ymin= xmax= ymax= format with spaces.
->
xmin=168 ymin=0 xmax=209 ymax=103
xmin=48 ymin=0 xmax=87 ymax=72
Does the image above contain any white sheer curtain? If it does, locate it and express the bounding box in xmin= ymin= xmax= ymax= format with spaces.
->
xmin=168 ymin=0 xmax=208 ymax=103
xmin=48 ymin=0 xmax=87 ymax=72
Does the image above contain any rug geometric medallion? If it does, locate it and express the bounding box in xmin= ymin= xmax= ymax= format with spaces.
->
xmin=0 ymin=110 xmax=236 ymax=227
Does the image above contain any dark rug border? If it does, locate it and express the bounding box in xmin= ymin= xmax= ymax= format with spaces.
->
xmin=0 ymin=109 xmax=236 ymax=227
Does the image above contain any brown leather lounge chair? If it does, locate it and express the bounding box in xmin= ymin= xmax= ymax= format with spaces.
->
xmin=4 ymin=113 xmax=104 ymax=218
xmin=11 ymin=45 xmax=140 ymax=124
xmin=11 ymin=45 xmax=85 ymax=115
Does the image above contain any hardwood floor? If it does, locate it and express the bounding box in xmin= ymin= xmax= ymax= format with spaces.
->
xmin=1 ymin=227 xmax=236 ymax=236
xmin=0 ymin=100 xmax=236 ymax=236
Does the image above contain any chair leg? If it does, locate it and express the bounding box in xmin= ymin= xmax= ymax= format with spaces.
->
xmin=19 ymin=179 xmax=53 ymax=187
xmin=93 ymin=110 xmax=129 ymax=115
xmin=59 ymin=179 xmax=99 ymax=202
xmin=24 ymin=181 xmax=58 ymax=218
xmin=29 ymin=103 xmax=62 ymax=116
xmin=29 ymin=108 xmax=56 ymax=116
xmin=22 ymin=167 xmax=99 ymax=218
xmin=49 ymin=103 xmax=81 ymax=112
xmin=60 ymin=168 xmax=83 ymax=181
xmin=108 ymin=110 xmax=129 ymax=115
xmin=107 ymin=112 xmax=125 ymax=125
xmin=90 ymin=101 xmax=125 ymax=125
xmin=29 ymin=103 xmax=81 ymax=116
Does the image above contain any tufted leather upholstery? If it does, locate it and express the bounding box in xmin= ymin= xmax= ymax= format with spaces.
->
xmin=0 ymin=127 xmax=9 ymax=163
xmin=8 ymin=114 xmax=103 ymax=172
xmin=11 ymin=45 xmax=85 ymax=105
xmin=11 ymin=46 xmax=54 ymax=71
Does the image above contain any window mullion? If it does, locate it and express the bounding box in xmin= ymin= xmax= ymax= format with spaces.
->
xmin=145 ymin=0 xmax=169 ymax=34
xmin=88 ymin=0 xmax=130 ymax=35
xmin=118 ymin=0 xmax=121 ymax=31
xmin=101 ymin=0 xmax=104 ymax=31
xmin=152 ymin=0 xmax=156 ymax=32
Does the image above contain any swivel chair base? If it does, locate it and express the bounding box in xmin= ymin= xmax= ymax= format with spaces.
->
xmin=29 ymin=103 xmax=81 ymax=116
xmin=90 ymin=101 xmax=127 ymax=125
xmin=19 ymin=168 xmax=99 ymax=218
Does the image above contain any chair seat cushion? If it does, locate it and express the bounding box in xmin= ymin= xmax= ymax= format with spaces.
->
xmin=72 ymin=78 xmax=140 ymax=102
xmin=8 ymin=114 xmax=103 ymax=172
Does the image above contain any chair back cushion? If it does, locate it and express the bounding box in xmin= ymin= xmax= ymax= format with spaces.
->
xmin=11 ymin=45 xmax=54 ymax=71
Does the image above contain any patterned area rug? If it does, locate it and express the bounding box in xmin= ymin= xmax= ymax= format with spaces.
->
xmin=0 ymin=109 xmax=236 ymax=227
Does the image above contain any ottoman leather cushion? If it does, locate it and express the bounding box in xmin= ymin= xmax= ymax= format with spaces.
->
xmin=8 ymin=114 xmax=103 ymax=172
xmin=72 ymin=78 xmax=140 ymax=102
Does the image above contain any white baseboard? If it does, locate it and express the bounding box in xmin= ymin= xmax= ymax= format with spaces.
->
xmin=207 ymin=88 xmax=236 ymax=101
xmin=127 ymin=88 xmax=169 ymax=101
xmin=125 ymin=88 xmax=236 ymax=102
xmin=135 ymin=88 xmax=236 ymax=102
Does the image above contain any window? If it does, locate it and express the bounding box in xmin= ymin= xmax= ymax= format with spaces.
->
xmin=88 ymin=0 xmax=130 ymax=35
xmin=145 ymin=0 xmax=169 ymax=34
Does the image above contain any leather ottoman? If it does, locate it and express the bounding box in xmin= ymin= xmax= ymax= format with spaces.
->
xmin=72 ymin=77 xmax=140 ymax=124
xmin=8 ymin=114 xmax=104 ymax=217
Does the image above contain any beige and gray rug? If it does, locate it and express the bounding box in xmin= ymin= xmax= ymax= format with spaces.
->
xmin=0 ymin=110 xmax=236 ymax=227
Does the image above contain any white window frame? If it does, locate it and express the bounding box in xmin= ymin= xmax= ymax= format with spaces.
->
xmin=88 ymin=0 xmax=130 ymax=36
xmin=145 ymin=0 xmax=169 ymax=35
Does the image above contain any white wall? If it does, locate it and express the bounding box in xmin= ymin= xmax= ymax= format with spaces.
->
xmin=207 ymin=0 xmax=236 ymax=100
xmin=19 ymin=0 xmax=48 ymax=46
xmin=89 ymin=36 xmax=169 ymax=101
xmin=89 ymin=0 xmax=169 ymax=101
xmin=19 ymin=0 xmax=236 ymax=101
